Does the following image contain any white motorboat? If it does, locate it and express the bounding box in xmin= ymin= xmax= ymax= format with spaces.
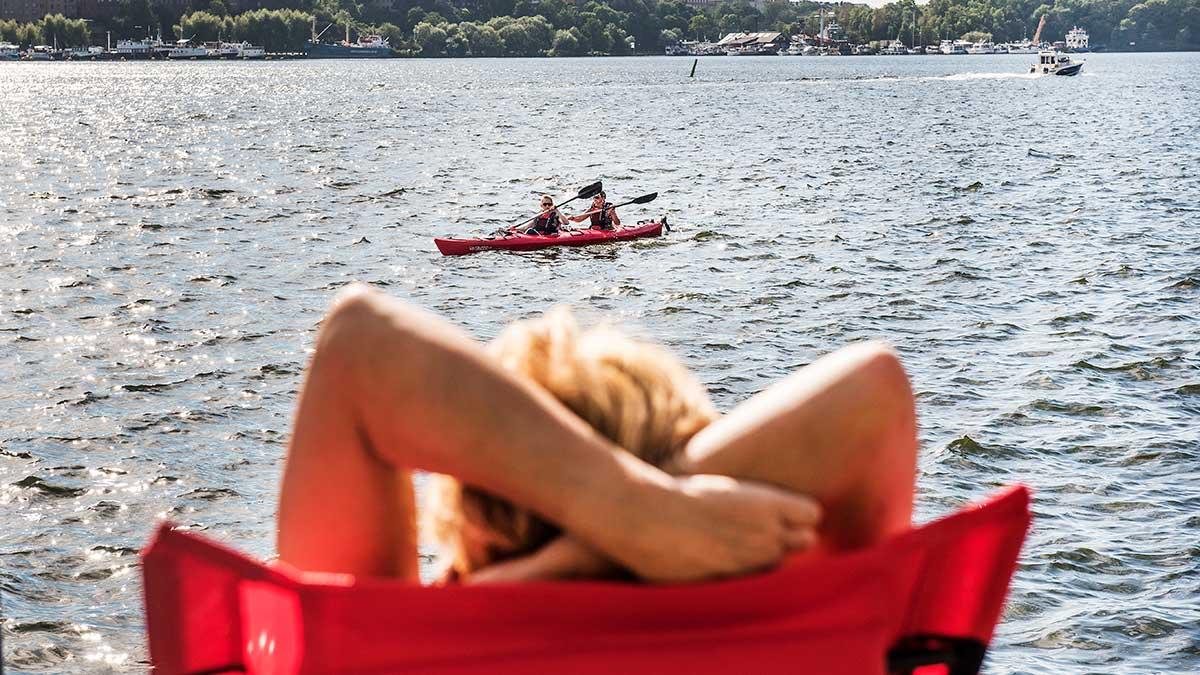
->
xmin=167 ymin=39 xmax=207 ymax=59
xmin=207 ymin=42 xmax=239 ymax=58
xmin=939 ymin=40 xmax=967 ymax=55
xmin=66 ymin=46 xmax=105 ymax=59
xmin=238 ymin=43 xmax=265 ymax=58
xmin=1030 ymin=51 xmax=1083 ymax=76
xmin=25 ymin=45 xmax=54 ymax=60
xmin=0 ymin=42 xmax=20 ymax=60
xmin=116 ymin=38 xmax=152 ymax=58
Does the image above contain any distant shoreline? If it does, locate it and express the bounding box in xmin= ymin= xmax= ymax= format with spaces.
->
xmin=2 ymin=49 xmax=1196 ymax=62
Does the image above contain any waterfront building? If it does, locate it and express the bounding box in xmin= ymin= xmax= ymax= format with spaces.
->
xmin=0 ymin=0 xmax=78 ymax=22
xmin=715 ymin=31 xmax=786 ymax=55
xmin=1065 ymin=26 xmax=1089 ymax=52
xmin=76 ymin=0 xmax=119 ymax=22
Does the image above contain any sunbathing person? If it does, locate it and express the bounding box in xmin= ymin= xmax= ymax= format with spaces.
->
xmin=276 ymin=285 xmax=917 ymax=583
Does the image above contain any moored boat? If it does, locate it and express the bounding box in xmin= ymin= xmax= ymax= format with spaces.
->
xmin=306 ymin=22 xmax=391 ymax=58
xmin=65 ymin=46 xmax=105 ymax=60
xmin=435 ymin=219 xmax=667 ymax=256
xmin=0 ymin=42 xmax=20 ymax=60
xmin=24 ymin=45 xmax=54 ymax=60
xmin=115 ymin=38 xmax=152 ymax=58
xmin=168 ymin=39 xmax=208 ymax=59
xmin=238 ymin=43 xmax=265 ymax=58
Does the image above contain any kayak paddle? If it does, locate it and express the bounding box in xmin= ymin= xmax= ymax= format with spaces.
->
xmin=571 ymin=192 xmax=657 ymax=220
xmin=508 ymin=181 xmax=603 ymax=233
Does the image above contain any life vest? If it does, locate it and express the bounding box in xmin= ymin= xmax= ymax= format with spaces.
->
xmin=531 ymin=210 xmax=560 ymax=235
xmin=590 ymin=202 xmax=614 ymax=230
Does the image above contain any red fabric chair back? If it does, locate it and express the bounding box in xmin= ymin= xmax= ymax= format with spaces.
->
xmin=142 ymin=486 xmax=1030 ymax=675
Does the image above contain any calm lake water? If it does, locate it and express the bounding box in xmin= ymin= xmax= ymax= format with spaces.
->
xmin=1 ymin=52 xmax=1198 ymax=672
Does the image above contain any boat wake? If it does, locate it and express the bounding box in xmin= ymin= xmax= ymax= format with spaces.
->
xmin=927 ymin=72 xmax=1041 ymax=81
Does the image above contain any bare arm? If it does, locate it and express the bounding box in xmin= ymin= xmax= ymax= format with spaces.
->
xmin=469 ymin=342 xmax=915 ymax=583
xmin=278 ymin=286 xmax=819 ymax=581
xmin=679 ymin=342 xmax=917 ymax=551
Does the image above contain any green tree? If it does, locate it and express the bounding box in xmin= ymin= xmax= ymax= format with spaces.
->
xmin=960 ymin=30 xmax=992 ymax=41
xmin=472 ymin=25 xmax=505 ymax=54
xmin=550 ymin=26 xmax=582 ymax=54
xmin=688 ymin=13 xmax=713 ymax=40
xmin=605 ymin=22 xmax=630 ymax=53
xmin=413 ymin=20 xmax=447 ymax=54
xmin=39 ymin=14 xmax=91 ymax=46
xmin=179 ymin=11 xmax=231 ymax=41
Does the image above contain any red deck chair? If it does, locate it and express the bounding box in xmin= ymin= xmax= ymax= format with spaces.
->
xmin=142 ymin=485 xmax=1029 ymax=675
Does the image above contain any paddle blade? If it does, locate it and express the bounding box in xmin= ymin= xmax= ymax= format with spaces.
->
xmin=630 ymin=192 xmax=657 ymax=204
xmin=577 ymin=181 xmax=603 ymax=200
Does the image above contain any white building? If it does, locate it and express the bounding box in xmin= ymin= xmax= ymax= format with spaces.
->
xmin=1065 ymin=26 xmax=1089 ymax=51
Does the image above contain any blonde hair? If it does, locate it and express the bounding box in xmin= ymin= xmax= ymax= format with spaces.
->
xmin=427 ymin=308 xmax=717 ymax=578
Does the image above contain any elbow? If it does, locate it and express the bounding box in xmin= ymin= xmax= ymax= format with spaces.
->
xmin=858 ymin=342 xmax=914 ymax=417
xmin=314 ymin=284 xmax=422 ymax=378
xmin=317 ymin=283 xmax=383 ymax=353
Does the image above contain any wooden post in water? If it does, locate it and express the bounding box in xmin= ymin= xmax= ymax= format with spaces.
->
xmin=690 ymin=58 xmax=697 ymax=78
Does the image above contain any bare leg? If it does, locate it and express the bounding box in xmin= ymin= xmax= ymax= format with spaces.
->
xmin=277 ymin=285 xmax=821 ymax=581
xmin=680 ymin=342 xmax=918 ymax=552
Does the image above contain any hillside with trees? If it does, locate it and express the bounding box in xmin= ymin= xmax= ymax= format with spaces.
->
xmin=2 ymin=0 xmax=1197 ymax=54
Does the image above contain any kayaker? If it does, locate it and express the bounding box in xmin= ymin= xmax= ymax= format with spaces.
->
xmin=277 ymin=285 xmax=916 ymax=585
xmin=524 ymin=195 xmax=567 ymax=236
xmin=569 ymin=191 xmax=621 ymax=230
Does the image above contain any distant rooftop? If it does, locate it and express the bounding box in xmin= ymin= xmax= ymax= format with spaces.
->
xmin=715 ymin=32 xmax=784 ymax=47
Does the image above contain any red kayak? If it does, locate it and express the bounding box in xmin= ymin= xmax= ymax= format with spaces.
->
xmin=142 ymin=486 xmax=1030 ymax=674
xmin=435 ymin=219 xmax=666 ymax=256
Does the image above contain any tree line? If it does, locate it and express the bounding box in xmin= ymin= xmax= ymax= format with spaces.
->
xmin=177 ymin=9 xmax=312 ymax=51
xmin=1 ymin=14 xmax=91 ymax=47
xmin=3 ymin=0 xmax=1196 ymax=53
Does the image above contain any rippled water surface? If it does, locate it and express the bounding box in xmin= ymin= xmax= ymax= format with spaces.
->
xmin=1 ymin=53 xmax=1198 ymax=672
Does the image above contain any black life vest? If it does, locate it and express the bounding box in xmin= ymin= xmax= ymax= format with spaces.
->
xmin=531 ymin=210 xmax=560 ymax=235
xmin=590 ymin=202 xmax=614 ymax=230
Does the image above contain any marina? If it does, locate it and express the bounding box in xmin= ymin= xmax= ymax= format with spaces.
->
xmin=5 ymin=35 xmax=270 ymax=60
xmin=671 ymin=15 xmax=1087 ymax=58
